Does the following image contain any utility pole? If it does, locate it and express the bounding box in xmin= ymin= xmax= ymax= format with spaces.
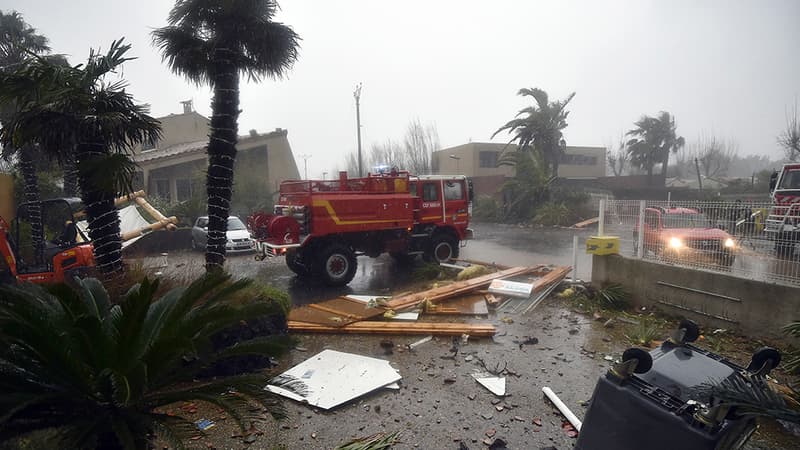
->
xmin=300 ymin=154 xmax=311 ymax=180
xmin=354 ymin=83 xmax=363 ymax=177
xmin=694 ymin=157 xmax=703 ymax=191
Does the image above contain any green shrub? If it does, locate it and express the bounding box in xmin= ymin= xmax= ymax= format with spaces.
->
xmin=595 ymin=284 xmax=630 ymax=310
xmin=472 ymin=195 xmax=501 ymax=221
xmin=534 ymin=201 xmax=570 ymax=226
xmin=0 ymin=273 xmax=300 ymax=449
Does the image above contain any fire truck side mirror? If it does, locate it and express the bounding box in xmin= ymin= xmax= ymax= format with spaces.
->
xmin=769 ymin=171 xmax=777 ymax=191
xmin=467 ymin=178 xmax=474 ymax=202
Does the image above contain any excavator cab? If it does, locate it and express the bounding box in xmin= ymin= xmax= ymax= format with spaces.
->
xmin=0 ymin=198 xmax=95 ymax=284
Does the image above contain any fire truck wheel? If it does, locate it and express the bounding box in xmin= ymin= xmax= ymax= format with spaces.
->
xmin=285 ymin=249 xmax=312 ymax=277
xmin=425 ymin=234 xmax=459 ymax=263
xmin=317 ymin=243 xmax=357 ymax=286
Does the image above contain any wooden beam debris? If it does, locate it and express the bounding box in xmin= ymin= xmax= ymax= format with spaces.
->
xmin=288 ymin=320 xmax=497 ymax=337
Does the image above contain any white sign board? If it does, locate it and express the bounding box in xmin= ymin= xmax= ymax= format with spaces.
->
xmin=266 ymin=350 xmax=402 ymax=410
xmin=488 ymin=279 xmax=534 ymax=298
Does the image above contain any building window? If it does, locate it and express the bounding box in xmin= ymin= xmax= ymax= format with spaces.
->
xmin=176 ymin=179 xmax=192 ymax=201
xmin=155 ymin=179 xmax=170 ymax=199
xmin=479 ymin=151 xmax=498 ymax=168
xmin=561 ymin=154 xmax=598 ymax=166
xmin=142 ymin=137 xmax=157 ymax=151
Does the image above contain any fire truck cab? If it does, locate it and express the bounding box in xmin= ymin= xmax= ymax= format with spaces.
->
xmin=248 ymin=170 xmax=474 ymax=286
xmin=766 ymin=163 xmax=800 ymax=255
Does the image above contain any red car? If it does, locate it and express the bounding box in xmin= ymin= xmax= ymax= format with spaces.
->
xmin=633 ymin=207 xmax=737 ymax=266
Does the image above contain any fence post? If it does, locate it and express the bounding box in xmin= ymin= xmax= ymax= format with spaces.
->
xmin=637 ymin=200 xmax=646 ymax=259
xmin=572 ymin=234 xmax=579 ymax=281
xmin=598 ymin=198 xmax=606 ymax=237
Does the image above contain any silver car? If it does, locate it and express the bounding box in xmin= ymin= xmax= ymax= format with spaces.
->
xmin=191 ymin=216 xmax=254 ymax=252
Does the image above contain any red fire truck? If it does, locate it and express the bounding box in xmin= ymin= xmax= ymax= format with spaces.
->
xmin=766 ymin=163 xmax=800 ymax=255
xmin=248 ymin=170 xmax=474 ymax=286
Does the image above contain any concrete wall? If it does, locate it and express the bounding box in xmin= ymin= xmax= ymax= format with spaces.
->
xmin=592 ymin=254 xmax=800 ymax=339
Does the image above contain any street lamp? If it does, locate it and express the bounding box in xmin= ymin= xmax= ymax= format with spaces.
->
xmin=300 ymin=154 xmax=311 ymax=180
xmin=449 ymin=154 xmax=461 ymax=172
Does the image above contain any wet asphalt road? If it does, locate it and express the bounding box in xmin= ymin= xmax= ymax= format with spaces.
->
xmin=135 ymin=223 xmax=795 ymax=449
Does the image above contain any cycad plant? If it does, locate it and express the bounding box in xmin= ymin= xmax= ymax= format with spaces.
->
xmin=784 ymin=321 xmax=800 ymax=374
xmin=0 ymin=273 xmax=300 ymax=449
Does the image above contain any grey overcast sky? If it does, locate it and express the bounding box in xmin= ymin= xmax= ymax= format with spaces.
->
xmin=3 ymin=0 xmax=799 ymax=177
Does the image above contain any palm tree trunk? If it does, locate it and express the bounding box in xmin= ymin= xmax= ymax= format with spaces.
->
xmin=75 ymin=140 xmax=124 ymax=277
xmin=18 ymin=145 xmax=44 ymax=265
xmin=205 ymin=46 xmax=240 ymax=271
xmin=647 ymin=165 xmax=654 ymax=185
xmin=62 ymin=151 xmax=80 ymax=197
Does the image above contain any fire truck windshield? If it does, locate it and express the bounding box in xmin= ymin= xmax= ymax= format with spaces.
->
xmin=777 ymin=170 xmax=800 ymax=190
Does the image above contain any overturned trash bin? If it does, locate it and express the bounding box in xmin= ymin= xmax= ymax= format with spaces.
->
xmin=576 ymin=319 xmax=781 ymax=450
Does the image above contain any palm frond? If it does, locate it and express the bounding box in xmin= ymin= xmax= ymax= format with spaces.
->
xmin=700 ymin=376 xmax=800 ymax=424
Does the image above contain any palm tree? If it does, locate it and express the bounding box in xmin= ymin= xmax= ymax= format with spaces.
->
xmin=153 ymin=0 xmax=300 ymax=271
xmin=492 ymin=88 xmax=575 ymax=178
xmin=0 ymin=40 xmax=161 ymax=277
xmin=626 ymin=111 xmax=685 ymax=185
xmin=0 ymin=273 xmax=300 ymax=449
xmin=0 ymin=11 xmax=52 ymax=265
xmin=497 ymin=150 xmax=552 ymax=220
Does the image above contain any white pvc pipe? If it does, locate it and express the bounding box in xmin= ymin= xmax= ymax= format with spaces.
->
xmin=542 ymin=386 xmax=583 ymax=431
xmin=572 ymin=235 xmax=579 ymax=281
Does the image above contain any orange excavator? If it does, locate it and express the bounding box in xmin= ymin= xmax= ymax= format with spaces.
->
xmin=1 ymin=198 xmax=95 ymax=284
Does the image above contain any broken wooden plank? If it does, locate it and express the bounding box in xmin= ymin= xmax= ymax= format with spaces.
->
xmin=572 ymin=217 xmax=599 ymax=228
xmin=288 ymin=321 xmax=496 ymax=337
xmin=289 ymin=296 xmax=386 ymax=327
xmin=531 ymin=266 xmax=572 ymax=293
xmin=382 ymin=266 xmax=542 ymax=313
xmin=424 ymin=294 xmax=489 ymax=316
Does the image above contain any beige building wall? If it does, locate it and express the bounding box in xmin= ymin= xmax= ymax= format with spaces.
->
xmin=135 ymin=111 xmax=210 ymax=154
xmin=433 ymin=143 xmax=605 ymax=179
xmin=133 ymin=107 xmax=300 ymax=210
xmin=433 ymin=143 xmax=515 ymax=177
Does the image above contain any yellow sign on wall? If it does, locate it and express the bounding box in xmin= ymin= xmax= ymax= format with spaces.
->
xmin=586 ymin=236 xmax=620 ymax=255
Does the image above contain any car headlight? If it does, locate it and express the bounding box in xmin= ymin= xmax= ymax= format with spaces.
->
xmin=724 ymin=238 xmax=735 ymax=248
xmin=668 ymin=237 xmax=683 ymax=249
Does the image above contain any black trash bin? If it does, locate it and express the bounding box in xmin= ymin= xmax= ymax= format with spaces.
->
xmin=575 ymin=320 xmax=780 ymax=450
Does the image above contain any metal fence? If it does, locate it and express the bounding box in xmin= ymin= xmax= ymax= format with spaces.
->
xmin=598 ymin=199 xmax=800 ymax=287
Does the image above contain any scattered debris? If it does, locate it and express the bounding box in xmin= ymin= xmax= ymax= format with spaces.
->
xmin=379 ymin=340 xmax=394 ymax=355
xmin=488 ymin=438 xmax=508 ymax=450
xmin=195 ymin=418 xmax=215 ymax=431
xmin=455 ymin=264 xmax=492 ymax=281
xmin=485 ymin=428 xmax=496 ymax=437
xmin=473 ymin=373 xmax=506 ymax=396
xmin=532 ymin=417 xmax=542 ymax=427
xmin=334 ymin=431 xmax=401 ymax=450
xmin=266 ymin=350 xmax=401 ymax=410
xmin=408 ymin=335 xmax=433 ymax=350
